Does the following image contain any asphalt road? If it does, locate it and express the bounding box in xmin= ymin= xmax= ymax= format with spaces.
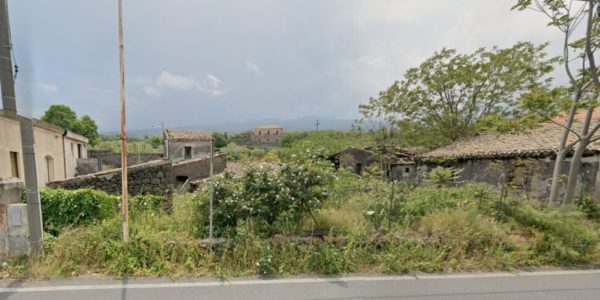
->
xmin=0 ymin=270 xmax=599 ymax=300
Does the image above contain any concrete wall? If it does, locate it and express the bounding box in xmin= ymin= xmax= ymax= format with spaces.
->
xmin=0 ymin=179 xmax=31 ymax=258
xmin=0 ymin=113 xmax=88 ymax=186
xmin=167 ymin=140 xmax=212 ymax=162
xmin=0 ymin=115 xmax=23 ymax=180
xmin=88 ymin=149 xmax=162 ymax=169
xmin=412 ymin=155 xmax=600 ymax=200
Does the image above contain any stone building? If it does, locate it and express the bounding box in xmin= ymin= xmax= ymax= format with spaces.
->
xmin=163 ymin=129 xmax=213 ymax=161
xmin=411 ymin=110 xmax=600 ymax=200
xmin=251 ymin=125 xmax=283 ymax=145
xmin=0 ymin=109 xmax=89 ymax=186
xmin=328 ymin=146 xmax=416 ymax=179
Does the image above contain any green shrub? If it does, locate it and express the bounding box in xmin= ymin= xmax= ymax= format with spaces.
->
xmin=576 ymin=196 xmax=600 ymax=221
xmin=40 ymin=188 xmax=116 ymax=234
xmin=196 ymin=157 xmax=334 ymax=237
xmin=130 ymin=194 xmax=164 ymax=213
xmin=425 ymin=166 xmax=462 ymax=187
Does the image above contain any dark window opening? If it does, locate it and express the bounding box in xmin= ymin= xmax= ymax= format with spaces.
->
xmin=77 ymin=144 xmax=82 ymax=158
xmin=176 ymin=176 xmax=189 ymax=184
xmin=184 ymin=146 xmax=192 ymax=159
xmin=404 ymin=167 xmax=410 ymax=173
xmin=355 ymin=163 xmax=363 ymax=175
xmin=267 ymin=130 xmax=270 ymax=135
xmin=10 ymin=151 xmax=19 ymax=178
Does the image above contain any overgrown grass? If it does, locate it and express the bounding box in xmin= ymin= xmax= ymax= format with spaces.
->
xmin=3 ymin=171 xmax=600 ymax=279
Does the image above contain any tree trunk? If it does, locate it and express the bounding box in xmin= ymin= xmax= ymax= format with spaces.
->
xmin=548 ymin=104 xmax=579 ymax=204
xmin=563 ymin=106 xmax=595 ymax=204
xmin=549 ymin=149 xmax=567 ymax=204
xmin=563 ymin=138 xmax=588 ymax=204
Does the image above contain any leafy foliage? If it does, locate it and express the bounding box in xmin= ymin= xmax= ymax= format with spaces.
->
xmin=195 ymin=157 xmax=334 ymax=237
xmin=358 ymin=42 xmax=559 ymax=144
xmin=41 ymin=105 xmax=100 ymax=146
xmin=40 ymin=188 xmax=116 ymax=235
xmin=425 ymin=166 xmax=462 ymax=187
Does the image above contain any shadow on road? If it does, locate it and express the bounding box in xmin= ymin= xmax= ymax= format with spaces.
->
xmin=121 ymin=277 xmax=128 ymax=300
xmin=0 ymin=280 xmax=25 ymax=300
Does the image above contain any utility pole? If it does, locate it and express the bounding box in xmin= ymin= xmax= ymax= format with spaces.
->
xmin=0 ymin=0 xmax=43 ymax=253
xmin=117 ymin=0 xmax=129 ymax=242
xmin=315 ymin=119 xmax=320 ymax=132
xmin=209 ymin=136 xmax=214 ymax=239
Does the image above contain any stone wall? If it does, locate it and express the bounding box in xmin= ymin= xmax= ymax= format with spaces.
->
xmin=48 ymin=154 xmax=227 ymax=196
xmin=88 ymin=149 xmax=163 ymax=169
xmin=412 ymin=155 xmax=600 ymax=200
xmin=172 ymin=153 xmax=227 ymax=184
xmin=48 ymin=160 xmax=174 ymax=196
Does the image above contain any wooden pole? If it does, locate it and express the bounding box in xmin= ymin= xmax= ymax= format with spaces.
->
xmin=118 ymin=0 xmax=129 ymax=242
xmin=209 ymin=137 xmax=214 ymax=239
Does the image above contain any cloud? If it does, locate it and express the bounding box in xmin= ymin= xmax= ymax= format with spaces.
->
xmin=36 ymin=83 xmax=59 ymax=94
xmin=197 ymin=74 xmax=226 ymax=97
xmin=145 ymin=71 xmax=226 ymax=98
xmin=245 ymin=61 xmax=263 ymax=76
xmin=156 ymin=71 xmax=197 ymax=91
xmin=143 ymin=86 xmax=160 ymax=97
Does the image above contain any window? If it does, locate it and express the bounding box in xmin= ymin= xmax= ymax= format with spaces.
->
xmin=267 ymin=130 xmax=270 ymax=135
xmin=355 ymin=163 xmax=363 ymax=175
xmin=45 ymin=156 xmax=55 ymax=183
xmin=259 ymin=131 xmax=261 ymax=136
xmin=275 ymin=130 xmax=278 ymax=135
xmin=404 ymin=167 xmax=410 ymax=173
xmin=184 ymin=146 xmax=192 ymax=160
xmin=9 ymin=152 xmax=19 ymax=178
xmin=77 ymin=144 xmax=83 ymax=158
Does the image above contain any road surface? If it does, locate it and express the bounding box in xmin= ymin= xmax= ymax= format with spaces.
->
xmin=1 ymin=270 xmax=599 ymax=299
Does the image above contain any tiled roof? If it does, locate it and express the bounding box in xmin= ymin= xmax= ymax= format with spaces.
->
xmin=423 ymin=110 xmax=600 ymax=160
xmin=256 ymin=125 xmax=283 ymax=129
xmin=164 ymin=129 xmax=212 ymax=141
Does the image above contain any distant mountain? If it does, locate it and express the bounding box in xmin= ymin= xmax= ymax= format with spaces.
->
xmin=103 ymin=117 xmax=355 ymax=137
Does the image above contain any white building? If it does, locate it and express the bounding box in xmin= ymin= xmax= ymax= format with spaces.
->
xmin=0 ymin=109 xmax=88 ymax=186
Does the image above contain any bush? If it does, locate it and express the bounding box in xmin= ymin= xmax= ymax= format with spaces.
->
xmin=195 ymin=157 xmax=334 ymax=237
xmin=425 ymin=167 xmax=462 ymax=187
xmin=40 ymin=188 xmax=116 ymax=234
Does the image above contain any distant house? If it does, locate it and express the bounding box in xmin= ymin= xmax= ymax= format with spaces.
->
xmin=414 ymin=110 xmax=600 ymax=199
xmin=163 ymin=129 xmax=213 ymax=161
xmin=328 ymin=145 xmax=416 ymax=179
xmin=252 ymin=125 xmax=283 ymax=145
xmin=0 ymin=109 xmax=89 ymax=186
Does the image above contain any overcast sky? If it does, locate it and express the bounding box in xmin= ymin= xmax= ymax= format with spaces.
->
xmin=7 ymin=0 xmax=561 ymax=132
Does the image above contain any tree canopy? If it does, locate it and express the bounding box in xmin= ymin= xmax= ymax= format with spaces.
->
xmin=359 ymin=42 xmax=560 ymax=146
xmin=41 ymin=104 xmax=99 ymax=146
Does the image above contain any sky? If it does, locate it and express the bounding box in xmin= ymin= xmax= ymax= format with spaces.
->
xmin=6 ymin=0 xmax=563 ymax=132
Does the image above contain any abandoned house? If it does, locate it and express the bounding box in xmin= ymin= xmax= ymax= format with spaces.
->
xmin=414 ymin=110 xmax=600 ymax=199
xmin=251 ymin=125 xmax=283 ymax=145
xmin=328 ymin=146 xmax=416 ymax=179
xmin=163 ymin=129 xmax=213 ymax=161
xmin=0 ymin=109 xmax=89 ymax=186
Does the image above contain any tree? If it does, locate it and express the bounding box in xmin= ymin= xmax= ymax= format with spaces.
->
xmin=361 ymin=42 xmax=558 ymax=143
xmin=74 ymin=115 xmax=99 ymax=146
xmin=148 ymin=136 xmax=162 ymax=149
xmin=41 ymin=104 xmax=100 ymax=146
xmin=41 ymin=104 xmax=77 ymax=130
xmin=213 ymin=132 xmax=229 ymax=148
xmin=513 ymin=0 xmax=600 ymax=204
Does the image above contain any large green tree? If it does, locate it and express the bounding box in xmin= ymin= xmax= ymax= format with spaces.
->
xmin=41 ymin=104 xmax=99 ymax=146
xmin=360 ymin=42 xmax=559 ymax=144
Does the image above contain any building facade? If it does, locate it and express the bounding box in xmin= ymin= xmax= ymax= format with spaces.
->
xmin=251 ymin=125 xmax=283 ymax=145
xmin=0 ymin=110 xmax=88 ymax=186
xmin=163 ymin=129 xmax=213 ymax=161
